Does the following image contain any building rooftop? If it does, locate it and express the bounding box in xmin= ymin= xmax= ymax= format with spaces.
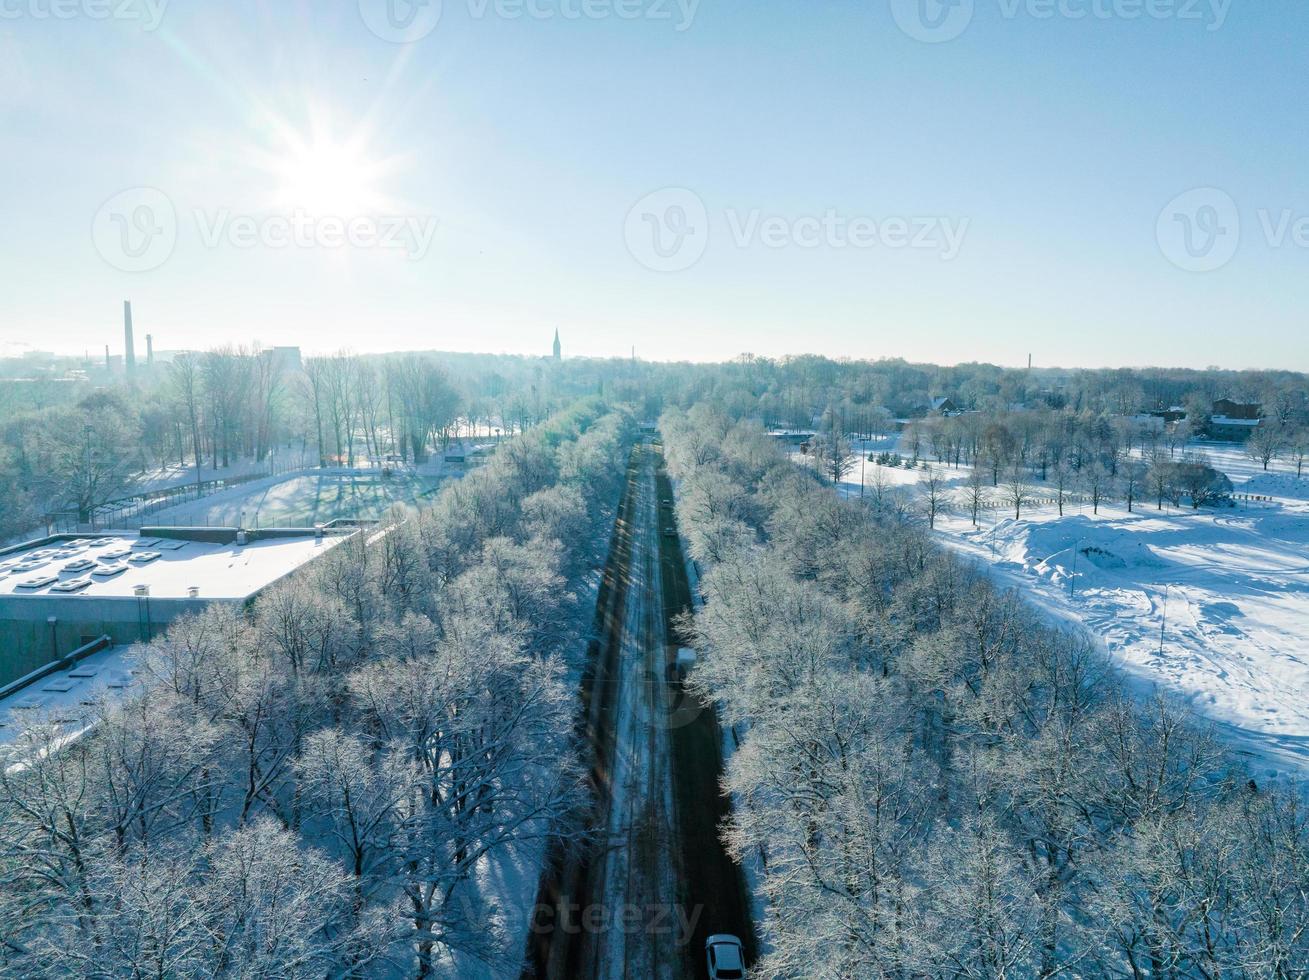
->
xmin=0 ymin=641 xmax=140 ymax=748
xmin=0 ymin=532 xmax=344 ymax=601
xmin=0 ymin=529 xmax=351 ymax=750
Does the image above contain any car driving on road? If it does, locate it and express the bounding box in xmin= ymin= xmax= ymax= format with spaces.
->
xmin=705 ymin=934 xmax=745 ymax=980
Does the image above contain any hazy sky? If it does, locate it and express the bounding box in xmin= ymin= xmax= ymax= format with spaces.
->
xmin=2 ymin=0 xmax=1307 ymax=369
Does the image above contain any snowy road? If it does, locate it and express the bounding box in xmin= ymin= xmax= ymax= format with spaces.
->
xmin=528 ymin=440 xmax=756 ymax=978
xmin=586 ymin=442 xmax=687 ymax=980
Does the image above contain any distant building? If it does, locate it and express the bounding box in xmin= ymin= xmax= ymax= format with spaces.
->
xmin=552 ymin=329 xmax=562 ymax=361
xmin=1212 ymin=398 xmax=1262 ymax=421
xmin=0 ymin=528 xmax=354 ymax=692
xmin=1209 ymin=399 xmax=1263 ymax=441
xmin=266 ymin=346 xmax=303 ymax=374
xmin=1149 ymin=405 xmax=1187 ymax=424
xmin=928 ymin=396 xmax=959 ymax=416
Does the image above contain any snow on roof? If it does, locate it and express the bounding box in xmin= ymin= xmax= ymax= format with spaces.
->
xmin=1211 ymin=415 xmax=1262 ymax=427
xmin=0 ymin=642 xmax=140 ymax=749
xmin=0 ymin=532 xmax=345 ymax=601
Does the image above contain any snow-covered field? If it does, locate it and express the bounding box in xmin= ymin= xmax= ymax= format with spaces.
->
xmin=142 ymin=471 xmax=445 ymax=528
xmin=820 ymin=439 xmax=1309 ymax=779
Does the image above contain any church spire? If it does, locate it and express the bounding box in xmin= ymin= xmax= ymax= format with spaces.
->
xmin=552 ymin=328 xmax=561 ymax=361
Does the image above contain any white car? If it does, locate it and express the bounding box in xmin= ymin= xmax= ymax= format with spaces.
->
xmin=706 ymin=934 xmax=745 ymax=980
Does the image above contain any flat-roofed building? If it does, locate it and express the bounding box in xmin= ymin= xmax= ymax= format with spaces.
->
xmin=0 ymin=528 xmax=351 ymax=688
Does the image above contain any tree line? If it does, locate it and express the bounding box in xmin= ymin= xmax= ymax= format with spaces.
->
xmin=0 ymin=347 xmax=582 ymax=539
xmin=0 ymin=398 xmax=635 ymax=978
xmin=662 ymin=405 xmax=1309 ymax=979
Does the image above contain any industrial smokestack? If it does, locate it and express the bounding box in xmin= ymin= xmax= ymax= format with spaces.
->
xmin=104 ymin=345 xmax=110 ymax=369
xmin=124 ymin=301 xmax=136 ymax=376
xmin=146 ymin=334 xmax=154 ymax=367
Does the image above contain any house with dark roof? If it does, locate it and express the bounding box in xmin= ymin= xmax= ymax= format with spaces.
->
xmin=1209 ymin=399 xmax=1263 ymax=441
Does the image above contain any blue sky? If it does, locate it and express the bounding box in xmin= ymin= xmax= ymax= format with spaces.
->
xmin=2 ymin=0 xmax=1306 ymax=369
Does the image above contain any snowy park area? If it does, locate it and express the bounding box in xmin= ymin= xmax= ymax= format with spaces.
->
xmin=823 ymin=439 xmax=1309 ymax=778
xmin=142 ymin=470 xmax=445 ymax=529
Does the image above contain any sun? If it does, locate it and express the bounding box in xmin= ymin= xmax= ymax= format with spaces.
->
xmin=268 ymin=129 xmax=391 ymax=217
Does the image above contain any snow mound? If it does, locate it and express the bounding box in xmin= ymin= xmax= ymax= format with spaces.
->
xmin=1010 ymin=518 xmax=1167 ymax=582
xmin=1238 ymin=471 xmax=1309 ymax=500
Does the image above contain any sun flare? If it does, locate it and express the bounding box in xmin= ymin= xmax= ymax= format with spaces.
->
xmin=271 ymin=134 xmax=388 ymax=217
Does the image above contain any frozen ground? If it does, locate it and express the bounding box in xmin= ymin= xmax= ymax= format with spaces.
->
xmin=817 ymin=437 xmax=1309 ymax=779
